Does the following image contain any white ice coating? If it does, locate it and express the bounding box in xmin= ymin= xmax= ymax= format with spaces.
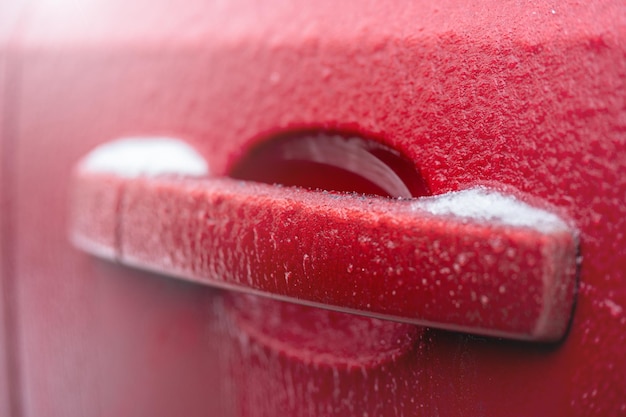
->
xmin=79 ymin=137 xmax=209 ymax=177
xmin=415 ymin=187 xmax=569 ymax=232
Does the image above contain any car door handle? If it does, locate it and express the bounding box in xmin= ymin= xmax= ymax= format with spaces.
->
xmin=70 ymin=138 xmax=579 ymax=342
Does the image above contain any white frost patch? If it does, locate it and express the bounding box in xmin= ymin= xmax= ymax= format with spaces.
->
xmin=79 ymin=137 xmax=209 ymax=177
xmin=414 ymin=187 xmax=569 ymax=231
xmin=604 ymin=299 xmax=623 ymax=317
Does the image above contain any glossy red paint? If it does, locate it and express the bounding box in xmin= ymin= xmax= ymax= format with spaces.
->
xmin=1 ymin=0 xmax=625 ymax=416
xmin=229 ymin=133 xmax=431 ymax=198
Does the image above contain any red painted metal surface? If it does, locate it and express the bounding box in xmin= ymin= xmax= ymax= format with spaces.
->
xmin=71 ymin=170 xmax=578 ymax=341
xmin=1 ymin=0 xmax=625 ymax=416
xmin=1 ymin=3 xmax=28 ymax=415
xmin=223 ymin=293 xmax=426 ymax=417
xmin=0 ymin=25 xmax=10 ymax=417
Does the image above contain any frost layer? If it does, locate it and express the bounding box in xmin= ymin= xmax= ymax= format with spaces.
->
xmin=415 ymin=187 xmax=569 ymax=232
xmin=80 ymin=137 xmax=209 ymax=177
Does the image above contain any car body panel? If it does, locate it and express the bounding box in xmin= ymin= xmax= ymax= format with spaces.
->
xmin=2 ymin=0 xmax=626 ymax=415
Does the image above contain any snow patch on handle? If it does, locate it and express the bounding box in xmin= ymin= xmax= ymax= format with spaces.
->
xmin=415 ymin=187 xmax=570 ymax=232
xmin=79 ymin=137 xmax=209 ymax=178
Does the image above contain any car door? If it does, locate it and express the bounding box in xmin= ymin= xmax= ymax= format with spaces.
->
xmin=2 ymin=0 xmax=625 ymax=416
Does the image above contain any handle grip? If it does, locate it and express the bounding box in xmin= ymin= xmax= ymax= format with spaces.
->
xmin=70 ymin=139 xmax=578 ymax=341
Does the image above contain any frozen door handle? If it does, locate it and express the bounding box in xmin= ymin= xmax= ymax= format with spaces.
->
xmin=70 ymin=138 xmax=579 ymax=342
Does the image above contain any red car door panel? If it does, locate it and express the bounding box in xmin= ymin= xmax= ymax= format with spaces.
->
xmin=2 ymin=0 xmax=625 ymax=416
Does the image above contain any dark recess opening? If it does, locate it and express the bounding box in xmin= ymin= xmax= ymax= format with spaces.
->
xmin=229 ymin=132 xmax=430 ymax=199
